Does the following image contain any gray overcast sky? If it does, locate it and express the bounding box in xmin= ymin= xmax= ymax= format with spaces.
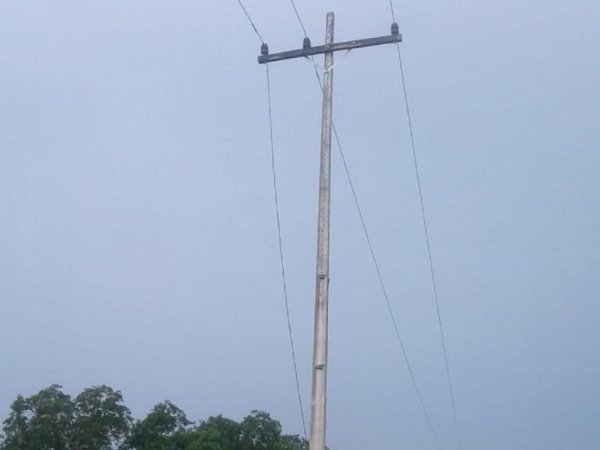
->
xmin=1 ymin=1 xmax=599 ymax=449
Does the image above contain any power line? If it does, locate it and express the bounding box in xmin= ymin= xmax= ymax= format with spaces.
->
xmin=235 ymin=0 xmax=264 ymax=43
xmin=388 ymin=2 xmax=464 ymax=448
xmin=265 ymin=64 xmax=308 ymax=439
xmin=332 ymin=121 xmax=444 ymax=450
xmin=288 ymin=0 xmax=309 ymax=38
xmin=389 ymin=0 xmax=397 ymax=23
xmin=396 ymin=44 xmax=463 ymax=449
xmin=234 ymin=0 xmax=307 ymax=438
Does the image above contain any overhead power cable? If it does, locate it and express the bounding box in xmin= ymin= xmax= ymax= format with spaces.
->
xmin=265 ymin=64 xmax=308 ymax=439
xmin=235 ymin=0 xmax=264 ymax=43
xmin=389 ymin=0 xmax=397 ymax=23
xmin=388 ymin=2 xmax=464 ymax=449
xmin=317 ymin=64 xmax=444 ymax=450
xmin=288 ymin=0 xmax=309 ymax=38
xmin=332 ymin=121 xmax=444 ymax=450
xmin=234 ymin=0 xmax=308 ymax=438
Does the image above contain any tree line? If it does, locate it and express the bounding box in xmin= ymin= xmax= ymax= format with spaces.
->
xmin=0 ymin=385 xmax=308 ymax=450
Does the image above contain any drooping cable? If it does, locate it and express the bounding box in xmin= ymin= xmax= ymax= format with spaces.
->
xmin=234 ymin=0 xmax=308 ymax=438
xmin=235 ymin=0 xmax=264 ymax=43
xmin=389 ymin=0 xmax=397 ymax=23
xmin=265 ymin=64 xmax=308 ymax=440
xmin=288 ymin=0 xmax=309 ymax=38
xmin=389 ymin=3 xmax=464 ymax=448
xmin=333 ymin=121 xmax=444 ymax=450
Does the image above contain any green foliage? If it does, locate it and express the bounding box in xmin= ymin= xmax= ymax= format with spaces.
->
xmin=191 ymin=415 xmax=242 ymax=450
xmin=71 ymin=385 xmax=132 ymax=450
xmin=239 ymin=411 xmax=282 ymax=450
xmin=0 ymin=386 xmax=307 ymax=450
xmin=127 ymin=401 xmax=191 ymax=450
xmin=1 ymin=385 xmax=73 ymax=450
xmin=278 ymin=434 xmax=308 ymax=450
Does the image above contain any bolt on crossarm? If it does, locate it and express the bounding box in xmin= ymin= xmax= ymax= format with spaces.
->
xmin=257 ymin=13 xmax=402 ymax=450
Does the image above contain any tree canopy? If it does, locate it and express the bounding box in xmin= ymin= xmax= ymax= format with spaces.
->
xmin=0 ymin=385 xmax=307 ymax=450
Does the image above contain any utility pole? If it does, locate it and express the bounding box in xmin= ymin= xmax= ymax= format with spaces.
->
xmin=258 ymin=13 xmax=402 ymax=450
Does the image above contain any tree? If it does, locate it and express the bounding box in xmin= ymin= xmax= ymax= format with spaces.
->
xmin=1 ymin=386 xmax=310 ymax=450
xmin=71 ymin=385 xmax=132 ymax=450
xmin=278 ymin=434 xmax=308 ymax=450
xmin=239 ymin=411 xmax=282 ymax=450
xmin=1 ymin=385 xmax=73 ymax=450
xmin=180 ymin=426 xmax=223 ymax=450
xmin=186 ymin=415 xmax=242 ymax=450
xmin=128 ymin=401 xmax=191 ymax=450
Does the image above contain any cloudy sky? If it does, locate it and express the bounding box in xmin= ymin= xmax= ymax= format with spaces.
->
xmin=1 ymin=1 xmax=599 ymax=449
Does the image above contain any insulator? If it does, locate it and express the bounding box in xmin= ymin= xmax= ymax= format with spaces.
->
xmin=261 ymin=43 xmax=269 ymax=56
xmin=391 ymin=22 xmax=400 ymax=35
xmin=303 ymin=37 xmax=312 ymax=49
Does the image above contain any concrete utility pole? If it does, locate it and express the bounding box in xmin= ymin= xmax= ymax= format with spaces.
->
xmin=309 ymin=13 xmax=334 ymax=450
xmin=258 ymin=13 xmax=402 ymax=450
